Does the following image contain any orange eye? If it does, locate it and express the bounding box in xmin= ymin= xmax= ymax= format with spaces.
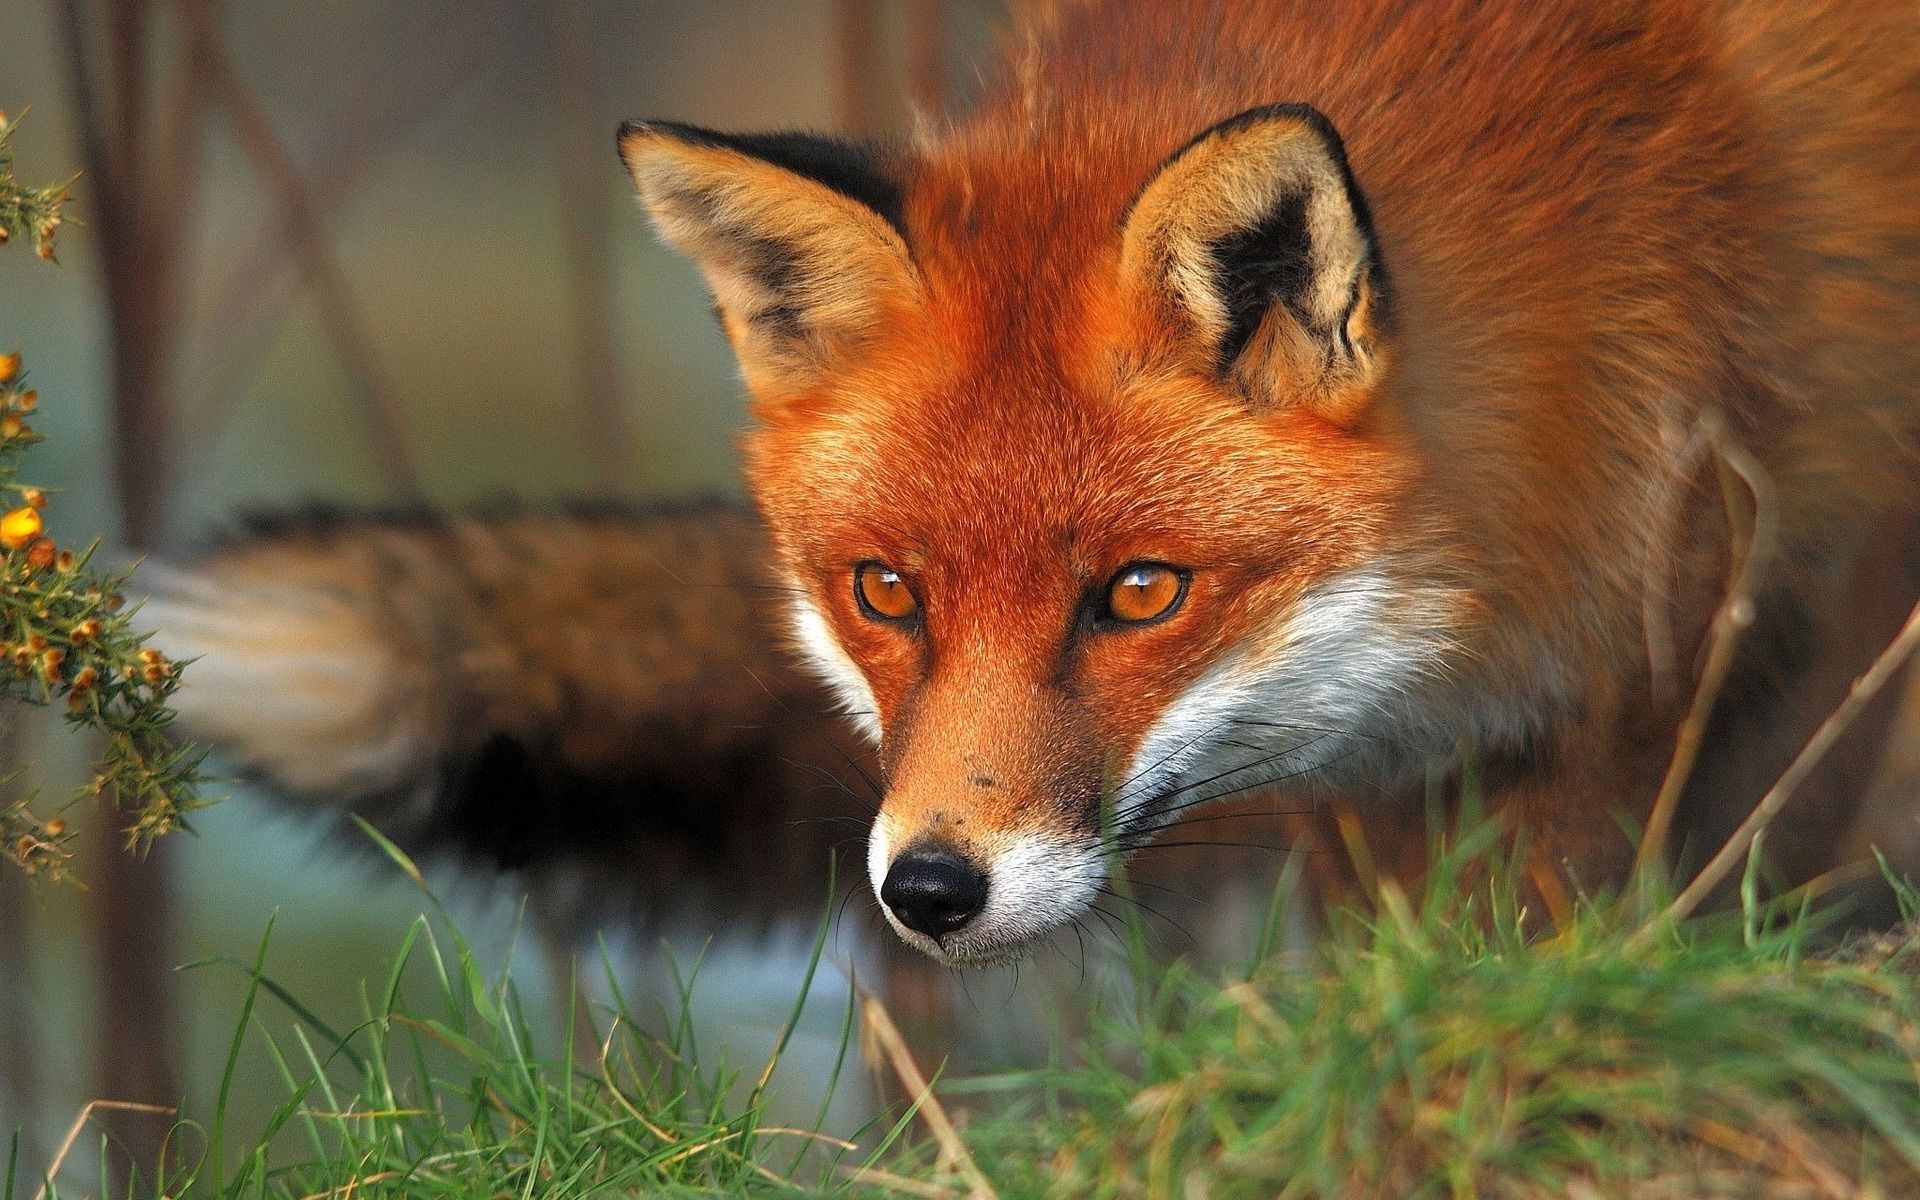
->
xmin=855 ymin=562 xmax=919 ymax=621
xmin=1105 ymin=563 xmax=1186 ymax=624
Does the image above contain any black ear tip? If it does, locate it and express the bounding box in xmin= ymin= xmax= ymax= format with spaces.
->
xmin=1209 ymin=102 xmax=1343 ymax=153
xmin=617 ymin=118 xmax=709 ymax=160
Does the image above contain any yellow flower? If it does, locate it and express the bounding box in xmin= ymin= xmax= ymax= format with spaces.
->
xmin=0 ymin=351 xmax=18 ymax=385
xmin=0 ymin=506 xmax=43 ymax=549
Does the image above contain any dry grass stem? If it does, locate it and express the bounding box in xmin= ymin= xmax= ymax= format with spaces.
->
xmin=1635 ymin=411 xmax=1777 ymax=877
xmin=32 ymin=1098 xmax=177 ymax=1200
xmin=861 ymin=992 xmax=999 ymax=1200
xmin=1664 ymin=596 xmax=1920 ymax=924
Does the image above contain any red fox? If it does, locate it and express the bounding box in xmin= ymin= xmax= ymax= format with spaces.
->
xmin=616 ymin=0 xmax=1920 ymax=963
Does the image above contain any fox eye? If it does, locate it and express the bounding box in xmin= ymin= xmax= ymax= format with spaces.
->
xmin=1104 ymin=563 xmax=1187 ymax=624
xmin=855 ymin=562 xmax=920 ymax=621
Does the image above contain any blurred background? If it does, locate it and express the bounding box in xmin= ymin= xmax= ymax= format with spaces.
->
xmin=0 ymin=0 xmax=1042 ymax=1182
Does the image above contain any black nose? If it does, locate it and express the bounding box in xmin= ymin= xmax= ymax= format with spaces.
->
xmin=880 ymin=853 xmax=989 ymax=939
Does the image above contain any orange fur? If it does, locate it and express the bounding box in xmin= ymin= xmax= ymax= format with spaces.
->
xmin=628 ymin=0 xmax=1920 ymax=960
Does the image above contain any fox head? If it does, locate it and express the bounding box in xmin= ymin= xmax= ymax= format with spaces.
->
xmin=619 ymin=105 xmax=1459 ymax=963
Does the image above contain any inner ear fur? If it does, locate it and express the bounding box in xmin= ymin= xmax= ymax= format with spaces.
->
xmin=1119 ymin=103 xmax=1389 ymax=419
xmin=618 ymin=121 xmax=920 ymax=396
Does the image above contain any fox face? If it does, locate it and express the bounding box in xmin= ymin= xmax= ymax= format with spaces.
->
xmin=621 ymin=106 xmax=1461 ymax=963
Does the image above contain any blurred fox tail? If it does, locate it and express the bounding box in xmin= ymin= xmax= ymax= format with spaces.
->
xmin=141 ymin=502 xmax=862 ymax=881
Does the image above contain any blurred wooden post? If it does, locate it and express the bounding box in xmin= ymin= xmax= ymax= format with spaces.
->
xmin=0 ymin=721 xmax=37 ymax=1154
xmin=837 ymin=0 xmax=889 ymax=134
xmin=537 ymin=0 xmax=634 ymax=494
xmin=839 ymin=0 xmax=949 ymax=136
xmin=52 ymin=0 xmax=187 ymax=1186
xmin=907 ymin=0 xmax=949 ymax=119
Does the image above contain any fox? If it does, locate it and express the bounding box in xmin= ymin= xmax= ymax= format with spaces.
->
xmin=614 ymin=0 xmax=1920 ymax=964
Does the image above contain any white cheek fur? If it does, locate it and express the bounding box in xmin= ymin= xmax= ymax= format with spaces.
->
xmin=1119 ymin=564 xmax=1462 ymax=834
xmin=786 ymin=594 xmax=883 ymax=745
xmin=866 ymin=812 xmax=894 ymax=909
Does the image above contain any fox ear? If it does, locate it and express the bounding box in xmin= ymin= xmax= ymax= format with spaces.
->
xmin=1119 ymin=104 xmax=1388 ymax=420
xmin=619 ymin=121 xmax=919 ymax=397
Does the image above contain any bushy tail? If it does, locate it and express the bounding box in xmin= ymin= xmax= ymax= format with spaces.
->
xmin=144 ymin=502 xmax=879 ymax=929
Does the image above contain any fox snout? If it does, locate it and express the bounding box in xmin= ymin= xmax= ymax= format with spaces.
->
xmin=860 ymin=669 xmax=1119 ymax=963
xmin=867 ymin=740 xmax=1113 ymax=962
xmin=877 ymin=847 xmax=990 ymax=940
xmin=868 ymin=810 xmax=1109 ymax=964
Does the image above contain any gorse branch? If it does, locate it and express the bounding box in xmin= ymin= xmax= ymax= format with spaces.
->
xmin=0 ymin=110 xmax=70 ymax=261
xmin=0 ymin=113 xmax=211 ymax=881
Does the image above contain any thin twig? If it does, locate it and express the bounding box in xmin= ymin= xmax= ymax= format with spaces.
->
xmin=1661 ymin=597 xmax=1920 ymax=926
xmin=1642 ymin=421 xmax=1710 ymax=707
xmin=32 ymin=1099 xmax=177 ymax=1200
xmin=168 ymin=0 xmax=424 ymax=499
xmin=182 ymin=78 xmax=460 ymax=453
xmin=1634 ymin=411 xmax=1777 ymax=878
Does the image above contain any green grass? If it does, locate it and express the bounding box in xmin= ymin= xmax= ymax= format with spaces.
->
xmin=12 ymin=820 xmax=1920 ymax=1199
xmin=12 ymin=826 xmax=901 ymax=1199
xmin=957 ymin=827 xmax=1920 ymax=1198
